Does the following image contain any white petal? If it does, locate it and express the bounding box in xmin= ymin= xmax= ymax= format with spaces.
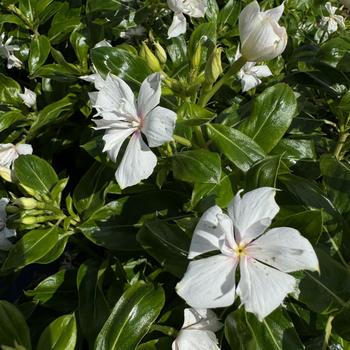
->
xmin=241 ymin=73 xmax=261 ymax=92
xmin=137 ymin=73 xmax=162 ymax=118
xmin=327 ymin=18 xmax=338 ymax=34
xmin=176 ymin=254 xmax=237 ymax=308
xmin=237 ymin=256 xmax=296 ymax=320
xmin=250 ymin=65 xmax=272 ymax=78
xmin=142 ymin=106 xmax=176 ymax=147
xmin=15 ymin=143 xmax=33 ymax=156
xmin=228 ymin=187 xmax=279 ymax=245
xmin=182 ymin=308 xmax=222 ymax=332
xmin=264 ymin=2 xmax=284 ymax=21
xmin=239 ymin=1 xmax=262 ymax=44
xmin=102 ymin=128 xmax=135 ymax=162
xmin=7 ymin=54 xmax=22 ymax=69
xmin=168 ymin=12 xmax=187 ymax=38
xmin=115 ymin=133 xmax=157 ymax=189
xmin=246 ymin=227 xmax=319 ymax=273
xmin=0 ymin=144 xmax=17 ymax=168
xmin=188 ymin=205 xmax=224 ymax=259
xmin=172 ymin=329 xmax=220 ymax=350
xmin=18 ymin=88 xmax=36 ymax=108
xmin=2 ymin=227 xmax=16 ymax=239
xmin=81 ymin=73 xmax=105 ymax=90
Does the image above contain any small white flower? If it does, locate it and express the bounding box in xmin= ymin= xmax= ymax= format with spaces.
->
xmin=19 ymin=88 xmax=37 ymax=108
xmin=235 ymin=49 xmax=272 ymax=92
xmin=239 ymin=1 xmax=287 ymax=62
xmin=0 ymin=198 xmax=16 ymax=251
xmin=0 ymin=33 xmax=22 ymax=69
xmin=167 ymin=0 xmax=207 ymax=38
xmin=0 ymin=143 xmax=33 ymax=169
xmin=172 ymin=308 xmax=222 ymax=350
xmin=176 ymin=187 xmax=319 ymax=321
xmin=89 ymin=72 xmax=177 ymax=189
xmin=320 ymin=2 xmax=345 ymax=34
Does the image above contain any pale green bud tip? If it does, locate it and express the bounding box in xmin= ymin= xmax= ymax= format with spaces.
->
xmin=192 ymin=42 xmax=202 ymax=70
xmin=20 ymin=216 xmax=38 ymax=225
xmin=14 ymin=197 xmax=38 ymax=209
xmin=205 ymin=47 xmax=223 ymax=84
xmin=140 ymin=41 xmax=162 ymax=72
xmin=0 ymin=166 xmax=12 ymax=182
xmin=154 ymin=41 xmax=167 ymax=65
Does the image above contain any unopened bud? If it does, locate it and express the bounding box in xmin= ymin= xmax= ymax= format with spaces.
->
xmin=192 ymin=42 xmax=202 ymax=70
xmin=14 ymin=197 xmax=38 ymax=209
xmin=154 ymin=41 xmax=167 ymax=65
xmin=140 ymin=41 xmax=161 ymax=72
xmin=20 ymin=216 xmax=38 ymax=225
xmin=205 ymin=47 xmax=223 ymax=84
xmin=0 ymin=166 xmax=12 ymax=182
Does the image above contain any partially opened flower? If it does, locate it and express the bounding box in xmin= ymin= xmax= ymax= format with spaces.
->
xmin=0 ymin=198 xmax=16 ymax=250
xmin=0 ymin=33 xmax=22 ymax=69
xmin=19 ymin=88 xmax=37 ymax=108
xmin=320 ymin=2 xmax=345 ymax=34
xmin=239 ymin=1 xmax=287 ymax=62
xmin=172 ymin=308 xmax=222 ymax=350
xmin=0 ymin=143 xmax=33 ymax=169
xmin=167 ymin=0 xmax=207 ymax=38
xmin=90 ymin=73 xmax=176 ymax=189
xmin=176 ymin=187 xmax=319 ymax=320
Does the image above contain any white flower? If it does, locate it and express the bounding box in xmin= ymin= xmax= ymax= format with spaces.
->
xmin=90 ymin=72 xmax=176 ymax=189
xmin=0 ymin=198 xmax=16 ymax=250
xmin=0 ymin=33 xmax=22 ymax=69
xmin=172 ymin=308 xmax=222 ymax=350
xmin=320 ymin=2 xmax=345 ymax=34
xmin=176 ymin=187 xmax=319 ymax=321
xmin=0 ymin=143 xmax=33 ymax=169
xmin=235 ymin=49 xmax=272 ymax=92
xmin=239 ymin=1 xmax=287 ymax=62
xmin=167 ymin=0 xmax=207 ymax=38
xmin=19 ymin=88 xmax=37 ymax=108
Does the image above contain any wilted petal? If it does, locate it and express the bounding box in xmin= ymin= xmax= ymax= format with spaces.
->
xmin=168 ymin=12 xmax=187 ymax=38
xmin=172 ymin=329 xmax=220 ymax=350
xmin=188 ymin=206 xmax=224 ymax=259
xmin=18 ymin=88 xmax=36 ymax=108
xmin=142 ymin=106 xmax=176 ymax=147
xmin=228 ymin=187 xmax=279 ymax=245
xmin=115 ymin=133 xmax=157 ymax=189
xmin=102 ymin=128 xmax=135 ymax=162
xmin=241 ymin=73 xmax=261 ymax=92
xmin=246 ymin=227 xmax=319 ymax=273
xmin=137 ymin=73 xmax=162 ymax=118
xmin=176 ymin=254 xmax=237 ymax=308
xmin=237 ymin=256 xmax=296 ymax=320
xmin=250 ymin=64 xmax=272 ymax=78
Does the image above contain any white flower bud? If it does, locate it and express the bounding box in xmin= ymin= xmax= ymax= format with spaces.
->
xmin=239 ymin=1 xmax=288 ymax=62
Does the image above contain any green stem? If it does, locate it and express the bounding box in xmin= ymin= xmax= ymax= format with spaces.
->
xmin=173 ymin=134 xmax=192 ymax=147
xmin=198 ymin=56 xmax=247 ymax=107
xmin=334 ymin=131 xmax=349 ymax=160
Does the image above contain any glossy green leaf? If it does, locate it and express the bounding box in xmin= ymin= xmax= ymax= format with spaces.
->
xmin=37 ymin=314 xmax=77 ymax=350
xmin=28 ymin=35 xmax=50 ymax=74
xmin=0 ymin=73 xmax=22 ymax=107
xmin=218 ymin=0 xmax=241 ymax=28
xmin=94 ymin=281 xmax=165 ymax=350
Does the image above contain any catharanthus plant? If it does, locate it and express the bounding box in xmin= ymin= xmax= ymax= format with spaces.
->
xmin=0 ymin=143 xmax=33 ymax=169
xmin=320 ymin=2 xmax=345 ymax=34
xmin=177 ymin=187 xmax=319 ymax=320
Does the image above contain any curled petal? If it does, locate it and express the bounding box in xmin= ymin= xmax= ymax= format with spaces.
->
xmin=168 ymin=12 xmax=187 ymax=38
xmin=102 ymin=128 xmax=135 ymax=162
xmin=138 ymin=73 xmax=162 ymax=118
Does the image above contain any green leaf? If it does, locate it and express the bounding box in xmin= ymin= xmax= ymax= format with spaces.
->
xmin=137 ymin=220 xmax=190 ymax=277
xmin=172 ymin=149 xmax=221 ymax=183
xmin=0 ymin=73 xmax=22 ymax=107
xmin=70 ymin=28 xmax=89 ymax=69
xmin=208 ymin=124 xmax=266 ymax=172
xmin=19 ymin=0 xmax=36 ymax=25
xmin=37 ymin=314 xmax=77 ymax=350
xmin=28 ymin=35 xmax=50 ymax=74
xmin=94 ymin=281 xmax=165 ymax=350
xmin=14 ymin=154 xmax=58 ymax=194
xmin=240 ymin=83 xmax=297 ymax=153
xmin=1 ymin=226 xmax=62 ymax=271
xmin=0 ymin=300 xmax=31 ymax=349
xmin=0 ymin=110 xmax=26 ymax=133
xmin=271 ymin=138 xmax=316 ymax=162
xmin=218 ymin=0 xmax=241 ymax=28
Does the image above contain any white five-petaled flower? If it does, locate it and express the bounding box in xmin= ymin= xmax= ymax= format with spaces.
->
xmin=0 ymin=198 xmax=16 ymax=250
xmin=176 ymin=187 xmax=319 ymax=321
xmin=0 ymin=33 xmax=22 ymax=69
xmin=0 ymin=143 xmax=33 ymax=169
xmin=89 ymin=72 xmax=176 ymax=189
xmin=320 ymin=2 xmax=345 ymax=34
xmin=172 ymin=308 xmax=222 ymax=350
xmin=239 ymin=1 xmax=287 ymax=62
xmin=235 ymin=49 xmax=272 ymax=92
xmin=167 ymin=0 xmax=207 ymax=38
xmin=19 ymin=88 xmax=37 ymax=108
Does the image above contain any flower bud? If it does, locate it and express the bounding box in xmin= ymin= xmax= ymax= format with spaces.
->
xmin=205 ymin=47 xmax=223 ymax=84
xmin=19 ymin=216 xmax=38 ymax=225
xmin=14 ymin=197 xmax=38 ymax=209
xmin=191 ymin=41 xmax=202 ymax=70
xmin=239 ymin=1 xmax=287 ymax=62
xmin=154 ymin=41 xmax=167 ymax=65
xmin=0 ymin=166 xmax=12 ymax=182
xmin=140 ymin=42 xmax=162 ymax=72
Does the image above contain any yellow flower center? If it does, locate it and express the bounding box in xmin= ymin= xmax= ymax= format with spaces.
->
xmin=235 ymin=244 xmax=246 ymax=256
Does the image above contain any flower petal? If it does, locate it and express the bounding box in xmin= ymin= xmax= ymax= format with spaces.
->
xmin=168 ymin=12 xmax=187 ymax=38
xmin=241 ymin=73 xmax=261 ymax=92
xmin=115 ymin=133 xmax=157 ymax=189
xmin=15 ymin=143 xmax=33 ymax=156
xmin=188 ymin=205 xmax=224 ymax=259
xmin=176 ymin=254 xmax=237 ymax=308
xmin=246 ymin=227 xmax=319 ymax=273
xmin=182 ymin=308 xmax=222 ymax=332
xmin=0 ymin=144 xmax=17 ymax=168
xmin=172 ymin=329 xmax=220 ymax=350
xmin=228 ymin=187 xmax=279 ymax=245
xmin=102 ymin=128 xmax=135 ymax=162
xmin=142 ymin=106 xmax=176 ymax=147
xmin=237 ymin=256 xmax=296 ymax=320
xmin=239 ymin=1 xmax=261 ymax=43
xmin=264 ymin=2 xmax=284 ymax=21
xmin=250 ymin=64 xmax=272 ymax=78
xmin=137 ymin=73 xmax=162 ymax=118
